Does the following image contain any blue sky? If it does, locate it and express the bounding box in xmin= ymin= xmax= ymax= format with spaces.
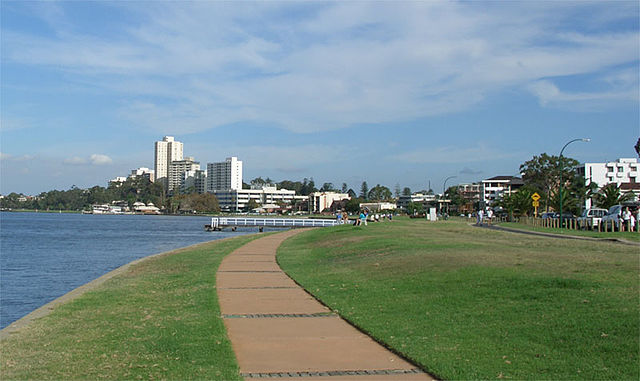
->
xmin=1 ymin=1 xmax=639 ymax=195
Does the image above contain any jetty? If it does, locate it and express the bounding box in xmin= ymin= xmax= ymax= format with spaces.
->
xmin=205 ymin=217 xmax=339 ymax=232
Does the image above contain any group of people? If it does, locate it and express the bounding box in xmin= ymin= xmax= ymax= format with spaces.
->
xmin=335 ymin=210 xmax=393 ymax=226
xmin=621 ymin=206 xmax=638 ymax=232
xmin=475 ymin=208 xmax=494 ymax=226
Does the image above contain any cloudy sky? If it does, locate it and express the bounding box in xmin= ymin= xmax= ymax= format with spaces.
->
xmin=1 ymin=1 xmax=638 ymax=195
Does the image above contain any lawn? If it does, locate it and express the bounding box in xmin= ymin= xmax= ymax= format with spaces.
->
xmin=277 ymin=218 xmax=639 ymax=380
xmin=1 ymin=235 xmax=258 ymax=381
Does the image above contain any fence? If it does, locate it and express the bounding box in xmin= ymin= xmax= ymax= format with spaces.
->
xmin=518 ymin=216 xmax=639 ymax=233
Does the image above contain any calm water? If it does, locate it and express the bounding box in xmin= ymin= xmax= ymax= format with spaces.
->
xmin=0 ymin=212 xmax=256 ymax=329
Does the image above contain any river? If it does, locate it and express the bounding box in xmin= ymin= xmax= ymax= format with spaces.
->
xmin=0 ymin=212 xmax=255 ymax=329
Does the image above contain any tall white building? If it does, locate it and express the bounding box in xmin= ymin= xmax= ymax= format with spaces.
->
xmin=154 ymin=136 xmax=183 ymax=191
xmin=207 ymin=157 xmax=243 ymax=192
xmin=168 ymin=157 xmax=199 ymax=194
xmin=582 ymin=158 xmax=639 ymax=208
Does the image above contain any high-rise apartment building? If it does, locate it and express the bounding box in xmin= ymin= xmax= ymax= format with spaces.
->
xmin=154 ymin=136 xmax=183 ymax=191
xmin=206 ymin=157 xmax=243 ymax=192
xmin=168 ymin=157 xmax=199 ymax=194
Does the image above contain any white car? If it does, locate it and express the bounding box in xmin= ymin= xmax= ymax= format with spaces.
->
xmin=577 ymin=208 xmax=607 ymax=230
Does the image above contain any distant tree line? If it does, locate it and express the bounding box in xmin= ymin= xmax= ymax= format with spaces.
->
xmin=1 ymin=178 xmax=164 ymax=211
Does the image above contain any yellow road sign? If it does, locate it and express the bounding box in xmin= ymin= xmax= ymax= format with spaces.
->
xmin=532 ymin=200 xmax=540 ymax=207
xmin=531 ymin=192 xmax=541 ymax=201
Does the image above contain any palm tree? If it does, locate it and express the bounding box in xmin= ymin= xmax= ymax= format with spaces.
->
xmin=594 ymin=183 xmax=634 ymax=210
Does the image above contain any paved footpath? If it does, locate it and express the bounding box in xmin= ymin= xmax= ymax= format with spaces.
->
xmin=217 ymin=229 xmax=436 ymax=380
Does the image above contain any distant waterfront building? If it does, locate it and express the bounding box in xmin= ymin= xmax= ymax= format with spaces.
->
xmin=168 ymin=157 xmax=200 ymax=194
xmin=481 ymin=176 xmax=524 ymax=206
xmin=213 ymin=186 xmax=302 ymax=212
xmin=154 ymin=136 xmax=183 ymax=192
xmin=130 ymin=167 xmax=155 ymax=182
xmin=206 ymin=157 xmax=243 ymax=192
xmin=396 ymin=193 xmax=437 ymax=209
xmin=108 ymin=176 xmax=128 ymax=187
xmin=182 ymin=169 xmax=207 ymax=194
xmin=359 ymin=202 xmax=397 ymax=212
xmin=308 ymin=192 xmax=350 ymax=213
xmin=580 ymin=158 xmax=639 ymax=208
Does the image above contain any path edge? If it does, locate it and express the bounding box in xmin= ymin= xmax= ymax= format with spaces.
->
xmin=274 ymin=227 xmax=440 ymax=380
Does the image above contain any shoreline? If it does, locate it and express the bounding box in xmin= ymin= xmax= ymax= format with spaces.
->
xmin=0 ymin=236 xmax=242 ymax=340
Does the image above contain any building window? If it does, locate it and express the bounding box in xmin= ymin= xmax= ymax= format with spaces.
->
xmin=618 ymin=167 xmax=624 ymax=173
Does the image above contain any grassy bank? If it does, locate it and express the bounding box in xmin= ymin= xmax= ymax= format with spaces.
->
xmin=1 ymin=235 xmax=258 ymax=380
xmin=497 ymin=221 xmax=640 ymax=242
xmin=277 ymin=218 xmax=639 ymax=380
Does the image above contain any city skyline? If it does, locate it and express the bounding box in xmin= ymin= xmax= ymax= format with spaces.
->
xmin=1 ymin=1 xmax=639 ymax=195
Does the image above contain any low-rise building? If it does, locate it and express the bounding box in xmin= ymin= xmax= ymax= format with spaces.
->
xmin=212 ymin=186 xmax=304 ymax=212
xmin=396 ymin=193 xmax=437 ymax=209
xmin=359 ymin=202 xmax=397 ymax=212
xmin=308 ymin=192 xmax=350 ymax=213
xmin=481 ymin=176 xmax=524 ymax=206
xmin=109 ymin=176 xmax=128 ymax=187
xmin=132 ymin=202 xmax=160 ymax=214
xmin=130 ymin=167 xmax=155 ymax=182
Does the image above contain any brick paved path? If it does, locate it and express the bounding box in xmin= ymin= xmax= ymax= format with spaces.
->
xmin=217 ymin=229 xmax=435 ymax=380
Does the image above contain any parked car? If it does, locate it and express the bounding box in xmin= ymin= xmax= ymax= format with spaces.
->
xmin=541 ymin=212 xmax=555 ymax=219
xmin=540 ymin=211 xmax=576 ymax=227
xmin=601 ymin=205 xmax=622 ymax=230
xmin=577 ymin=208 xmax=608 ymax=230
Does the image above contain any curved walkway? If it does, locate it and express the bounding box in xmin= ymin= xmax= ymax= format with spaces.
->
xmin=217 ymin=229 xmax=435 ymax=380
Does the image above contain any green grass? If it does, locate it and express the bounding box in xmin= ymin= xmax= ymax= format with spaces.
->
xmin=277 ymin=218 xmax=639 ymax=380
xmin=498 ymin=221 xmax=640 ymax=242
xmin=1 ymin=235 xmax=259 ymax=380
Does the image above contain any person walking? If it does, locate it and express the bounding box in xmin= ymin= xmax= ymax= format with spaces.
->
xmin=622 ymin=207 xmax=632 ymax=232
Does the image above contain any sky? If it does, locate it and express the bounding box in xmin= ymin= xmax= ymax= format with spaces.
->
xmin=1 ymin=1 xmax=639 ymax=196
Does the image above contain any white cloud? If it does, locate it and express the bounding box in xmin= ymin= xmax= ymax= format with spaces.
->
xmin=63 ymin=156 xmax=87 ymax=165
xmin=2 ymin=2 xmax=638 ymax=134
xmin=90 ymin=154 xmax=113 ymax=165
xmin=1 ymin=153 xmax=34 ymax=162
xmin=527 ymin=79 xmax=639 ymax=108
xmin=63 ymin=154 xmax=113 ymax=165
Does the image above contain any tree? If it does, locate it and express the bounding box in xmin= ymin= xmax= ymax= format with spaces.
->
xmin=394 ymin=183 xmax=401 ymax=198
xmin=495 ymin=186 xmax=536 ymax=218
xmin=368 ymin=184 xmax=392 ymax=201
xmin=345 ymin=198 xmax=363 ymax=214
xmin=402 ymin=187 xmax=412 ymax=196
xmin=246 ymin=199 xmax=259 ymax=211
xmin=341 ymin=183 xmax=348 ymax=193
xmin=347 ymin=188 xmax=357 ymax=199
xmin=594 ymin=183 xmax=634 ymax=210
xmin=520 ymin=153 xmax=580 ymax=212
xmin=360 ymin=181 xmax=369 ymax=200
xmin=445 ymin=186 xmax=465 ymax=209
xmin=635 ymin=137 xmax=640 ymax=158
xmin=406 ymin=202 xmax=424 ymax=215
xmin=320 ymin=182 xmax=335 ymax=192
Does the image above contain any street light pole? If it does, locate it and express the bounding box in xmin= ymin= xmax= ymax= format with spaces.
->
xmin=559 ymin=138 xmax=590 ymax=228
xmin=443 ymin=175 xmax=457 ymax=216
